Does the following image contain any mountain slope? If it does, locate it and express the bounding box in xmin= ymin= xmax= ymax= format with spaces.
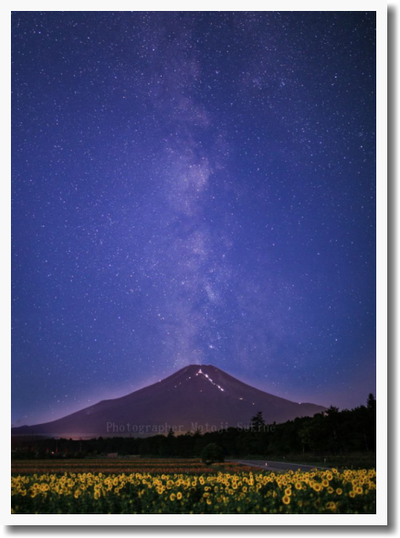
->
xmin=12 ymin=364 xmax=326 ymax=438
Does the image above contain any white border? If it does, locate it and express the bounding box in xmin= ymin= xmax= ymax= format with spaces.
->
xmin=4 ymin=0 xmax=388 ymax=528
xmin=375 ymin=0 xmax=388 ymax=527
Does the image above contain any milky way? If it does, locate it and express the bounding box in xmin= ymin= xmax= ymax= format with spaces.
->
xmin=12 ymin=12 xmax=376 ymax=425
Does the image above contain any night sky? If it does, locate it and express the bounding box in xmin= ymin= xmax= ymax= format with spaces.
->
xmin=12 ymin=11 xmax=376 ymax=427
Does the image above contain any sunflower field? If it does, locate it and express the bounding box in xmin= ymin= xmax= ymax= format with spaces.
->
xmin=11 ymin=462 xmax=376 ymax=514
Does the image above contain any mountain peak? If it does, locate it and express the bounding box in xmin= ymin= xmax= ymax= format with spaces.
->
xmin=12 ymin=364 xmax=326 ymax=438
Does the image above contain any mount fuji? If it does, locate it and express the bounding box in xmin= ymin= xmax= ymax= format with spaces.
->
xmin=12 ymin=364 xmax=326 ymax=438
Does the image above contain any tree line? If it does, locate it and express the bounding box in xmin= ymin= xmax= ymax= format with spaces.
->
xmin=12 ymin=394 xmax=375 ymax=460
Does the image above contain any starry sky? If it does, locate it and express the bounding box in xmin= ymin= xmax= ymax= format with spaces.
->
xmin=12 ymin=11 xmax=376 ymax=426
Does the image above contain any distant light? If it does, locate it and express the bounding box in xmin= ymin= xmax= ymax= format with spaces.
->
xmin=196 ymin=368 xmax=225 ymax=392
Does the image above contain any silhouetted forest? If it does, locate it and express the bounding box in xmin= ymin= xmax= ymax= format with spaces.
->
xmin=12 ymin=395 xmax=376 ymax=462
